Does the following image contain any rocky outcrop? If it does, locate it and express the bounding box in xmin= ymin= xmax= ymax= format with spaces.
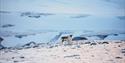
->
xmin=1 ymin=24 xmax=15 ymax=28
xmin=20 ymin=12 xmax=54 ymax=18
xmin=22 ymin=41 xmax=37 ymax=48
xmin=72 ymin=37 xmax=88 ymax=41
xmin=15 ymin=35 xmax=27 ymax=38
xmin=0 ymin=37 xmax=5 ymax=50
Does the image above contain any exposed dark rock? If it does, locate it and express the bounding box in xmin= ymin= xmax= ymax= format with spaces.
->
xmin=85 ymin=42 xmax=91 ymax=44
xmin=12 ymin=57 xmax=15 ymax=59
xmin=13 ymin=60 xmax=18 ymax=63
xmin=20 ymin=12 xmax=54 ymax=18
xmin=121 ymin=49 xmax=125 ymax=50
xmin=72 ymin=37 xmax=87 ymax=41
xmin=0 ymin=11 xmax=11 ymax=13
xmin=0 ymin=37 xmax=4 ymax=41
xmin=71 ymin=14 xmax=90 ymax=18
xmin=39 ymin=13 xmax=54 ymax=16
xmin=118 ymin=45 xmax=121 ymax=47
xmin=64 ymin=54 xmax=80 ymax=58
xmin=28 ymin=15 xmax=40 ymax=18
xmin=20 ymin=12 xmax=31 ymax=16
xmin=75 ymin=56 xmax=80 ymax=59
xmin=36 ymin=43 xmax=47 ymax=48
xmin=121 ymin=51 xmax=125 ymax=53
xmin=15 ymin=35 xmax=27 ymax=38
xmin=90 ymin=43 xmax=97 ymax=45
xmin=96 ymin=35 xmax=108 ymax=40
xmin=7 ymin=47 xmax=13 ymax=49
xmin=22 ymin=41 xmax=37 ymax=48
xmin=21 ymin=12 xmax=41 ymax=18
xmin=1 ymin=24 xmax=15 ymax=28
xmin=113 ymin=34 xmax=118 ymax=36
xmin=115 ymin=56 xmax=123 ymax=59
xmin=48 ymin=46 xmax=54 ymax=48
xmin=0 ymin=37 xmax=5 ymax=50
xmin=12 ymin=42 xmax=50 ymax=49
xmin=20 ymin=56 xmax=25 ymax=59
xmin=121 ymin=49 xmax=125 ymax=53
xmin=102 ymin=42 xmax=109 ymax=44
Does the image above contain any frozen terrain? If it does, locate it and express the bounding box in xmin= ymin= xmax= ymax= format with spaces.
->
xmin=0 ymin=0 xmax=125 ymax=47
xmin=0 ymin=0 xmax=125 ymax=63
xmin=0 ymin=12 xmax=125 ymax=47
xmin=0 ymin=41 xmax=125 ymax=63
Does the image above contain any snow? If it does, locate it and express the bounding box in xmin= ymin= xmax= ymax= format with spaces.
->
xmin=0 ymin=0 xmax=125 ymax=47
xmin=0 ymin=41 xmax=125 ymax=63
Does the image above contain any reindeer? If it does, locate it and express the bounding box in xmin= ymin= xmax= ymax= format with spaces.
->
xmin=60 ymin=35 xmax=73 ymax=45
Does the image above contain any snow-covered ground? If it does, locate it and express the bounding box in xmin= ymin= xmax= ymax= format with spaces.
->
xmin=0 ymin=0 xmax=125 ymax=63
xmin=0 ymin=41 xmax=125 ymax=63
